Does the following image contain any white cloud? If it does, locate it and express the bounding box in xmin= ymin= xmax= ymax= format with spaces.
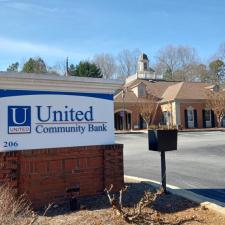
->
xmin=0 ymin=1 xmax=82 ymax=15
xmin=0 ymin=37 xmax=87 ymax=59
xmin=1 ymin=1 xmax=59 ymax=14
xmin=0 ymin=37 xmax=68 ymax=56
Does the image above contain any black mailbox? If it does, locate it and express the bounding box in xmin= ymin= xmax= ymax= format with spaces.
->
xmin=148 ymin=129 xmax=177 ymax=152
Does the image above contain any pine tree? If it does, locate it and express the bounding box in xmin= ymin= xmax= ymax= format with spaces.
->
xmin=70 ymin=61 xmax=102 ymax=78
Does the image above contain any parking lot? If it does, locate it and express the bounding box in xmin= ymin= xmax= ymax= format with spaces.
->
xmin=116 ymin=131 xmax=225 ymax=205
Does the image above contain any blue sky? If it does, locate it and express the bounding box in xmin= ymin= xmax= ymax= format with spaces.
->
xmin=0 ymin=0 xmax=225 ymax=70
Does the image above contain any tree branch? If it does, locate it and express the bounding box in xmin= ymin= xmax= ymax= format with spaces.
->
xmin=105 ymin=185 xmax=163 ymax=223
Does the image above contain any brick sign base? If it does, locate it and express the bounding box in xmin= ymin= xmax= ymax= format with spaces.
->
xmin=0 ymin=144 xmax=124 ymax=208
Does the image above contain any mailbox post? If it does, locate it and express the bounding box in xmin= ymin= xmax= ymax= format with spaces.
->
xmin=161 ymin=150 xmax=166 ymax=192
xmin=148 ymin=129 xmax=178 ymax=192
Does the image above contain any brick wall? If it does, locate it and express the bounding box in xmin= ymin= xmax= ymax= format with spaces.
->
xmin=0 ymin=144 xmax=124 ymax=208
xmin=0 ymin=152 xmax=18 ymax=190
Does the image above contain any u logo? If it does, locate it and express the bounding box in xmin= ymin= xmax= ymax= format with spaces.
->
xmin=11 ymin=107 xmax=29 ymax=125
xmin=8 ymin=106 xmax=31 ymax=134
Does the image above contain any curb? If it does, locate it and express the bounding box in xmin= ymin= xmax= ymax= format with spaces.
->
xmin=115 ymin=131 xmax=145 ymax=134
xmin=115 ymin=130 xmax=146 ymax=134
xmin=179 ymin=129 xmax=225 ymax=133
xmin=115 ymin=129 xmax=225 ymax=134
xmin=124 ymin=175 xmax=225 ymax=216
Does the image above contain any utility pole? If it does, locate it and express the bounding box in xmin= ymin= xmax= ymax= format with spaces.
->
xmin=66 ymin=57 xmax=69 ymax=77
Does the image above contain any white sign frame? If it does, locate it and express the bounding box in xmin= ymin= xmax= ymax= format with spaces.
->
xmin=0 ymin=89 xmax=114 ymax=151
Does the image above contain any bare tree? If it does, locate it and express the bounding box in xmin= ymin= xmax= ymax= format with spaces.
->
xmin=50 ymin=60 xmax=67 ymax=75
xmin=117 ymin=49 xmax=141 ymax=78
xmin=155 ymin=45 xmax=179 ymax=80
xmin=93 ymin=53 xmax=117 ymax=79
xmin=155 ymin=45 xmax=199 ymax=81
xmin=135 ymin=93 xmax=158 ymax=129
xmin=105 ymin=184 xmax=163 ymax=223
xmin=216 ymin=43 xmax=225 ymax=62
xmin=197 ymin=64 xmax=209 ymax=82
xmin=47 ymin=65 xmax=61 ymax=75
xmin=206 ymin=89 xmax=225 ymax=127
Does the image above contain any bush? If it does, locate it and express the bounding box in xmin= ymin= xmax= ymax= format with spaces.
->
xmin=0 ymin=185 xmax=36 ymax=225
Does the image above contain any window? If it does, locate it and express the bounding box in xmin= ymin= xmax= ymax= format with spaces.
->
xmin=144 ymin=62 xmax=147 ymax=70
xmin=205 ymin=109 xmax=211 ymax=121
xmin=138 ymin=84 xmax=146 ymax=97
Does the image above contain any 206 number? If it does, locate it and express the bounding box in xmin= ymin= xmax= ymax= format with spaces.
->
xmin=3 ymin=141 xmax=18 ymax=148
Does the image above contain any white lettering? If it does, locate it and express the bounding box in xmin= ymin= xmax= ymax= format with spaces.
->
xmin=11 ymin=108 xmax=28 ymax=125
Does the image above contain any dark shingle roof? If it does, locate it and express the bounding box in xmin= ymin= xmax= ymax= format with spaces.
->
xmin=139 ymin=53 xmax=148 ymax=61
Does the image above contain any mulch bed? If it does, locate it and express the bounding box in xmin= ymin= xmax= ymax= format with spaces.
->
xmin=37 ymin=182 xmax=225 ymax=225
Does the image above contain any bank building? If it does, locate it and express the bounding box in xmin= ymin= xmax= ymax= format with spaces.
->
xmin=114 ymin=53 xmax=223 ymax=130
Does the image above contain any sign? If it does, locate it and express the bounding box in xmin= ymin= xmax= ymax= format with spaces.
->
xmin=0 ymin=89 xmax=114 ymax=151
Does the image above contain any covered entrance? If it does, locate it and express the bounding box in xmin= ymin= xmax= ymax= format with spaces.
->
xmin=114 ymin=111 xmax=132 ymax=130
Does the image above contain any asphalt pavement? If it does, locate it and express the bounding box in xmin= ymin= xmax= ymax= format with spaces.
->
xmin=116 ymin=131 xmax=225 ymax=206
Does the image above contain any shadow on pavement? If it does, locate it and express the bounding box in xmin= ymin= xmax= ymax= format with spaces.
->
xmin=187 ymin=188 xmax=225 ymax=206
